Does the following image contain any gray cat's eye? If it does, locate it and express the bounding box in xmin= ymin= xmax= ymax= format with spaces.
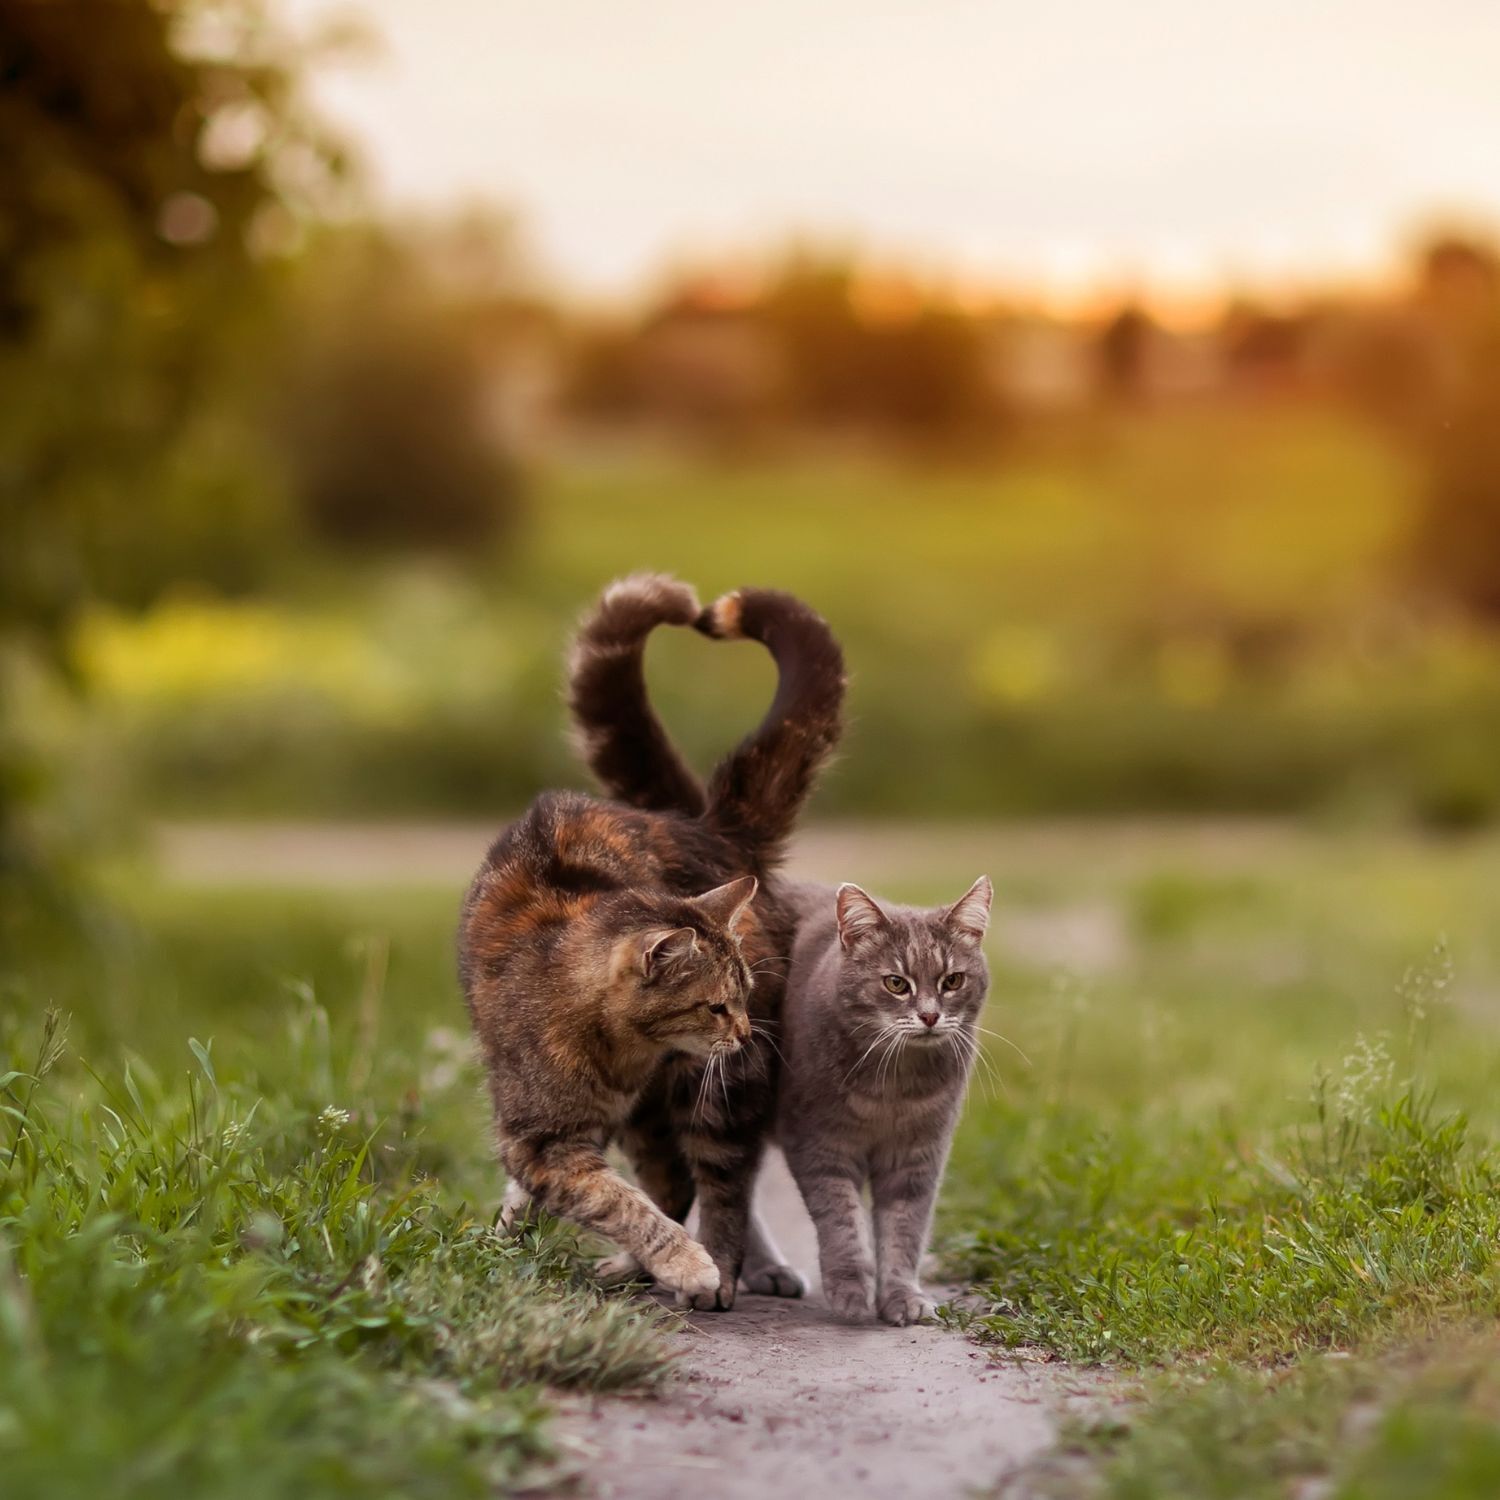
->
xmin=940 ymin=973 xmax=966 ymax=992
xmin=882 ymin=974 xmax=910 ymax=996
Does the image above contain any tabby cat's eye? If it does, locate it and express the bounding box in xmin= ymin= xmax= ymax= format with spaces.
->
xmin=883 ymin=974 xmax=911 ymax=996
xmin=940 ymin=972 xmax=966 ymax=993
xmin=708 ymin=1002 xmax=728 ymax=1015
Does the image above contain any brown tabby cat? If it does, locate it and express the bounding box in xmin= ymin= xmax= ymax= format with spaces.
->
xmin=462 ymin=574 xmax=845 ymax=1307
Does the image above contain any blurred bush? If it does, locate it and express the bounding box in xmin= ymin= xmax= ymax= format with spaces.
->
xmin=272 ymin=221 xmax=531 ymax=552
xmin=0 ymin=0 xmax=340 ymax=927
xmin=46 ymin=416 xmax=1500 ymax=828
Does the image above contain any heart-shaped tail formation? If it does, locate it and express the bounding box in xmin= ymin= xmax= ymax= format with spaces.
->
xmin=568 ymin=574 xmax=846 ymax=869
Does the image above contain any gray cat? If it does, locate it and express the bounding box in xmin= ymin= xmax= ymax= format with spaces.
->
xmin=767 ymin=876 xmax=992 ymax=1326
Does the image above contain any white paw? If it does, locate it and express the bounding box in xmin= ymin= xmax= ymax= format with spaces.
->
xmin=677 ymin=1275 xmax=735 ymax=1312
xmin=496 ymin=1182 xmax=534 ymax=1234
xmin=741 ymin=1262 xmax=808 ymax=1298
xmin=594 ymin=1250 xmax=649 ymax=1287
xmin=652 ymin=1241 xmax=722 ymax=1302
xmin=824 ymin=1273 xmax=875 ymax=1321
xmin=877 ymin=1287 xmax=937 ymax=1327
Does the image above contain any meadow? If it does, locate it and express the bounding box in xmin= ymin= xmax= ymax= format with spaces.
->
xmin=46 ymin=408 xmax=1500 ymax=832
xmin=7 ymin=825 xmax=1500 ymax=1497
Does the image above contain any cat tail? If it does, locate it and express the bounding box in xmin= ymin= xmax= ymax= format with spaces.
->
xmin=696 ymin=587 xmax=846 ymax=869
xmin=567 ymin=573 xmax=709 ymax=814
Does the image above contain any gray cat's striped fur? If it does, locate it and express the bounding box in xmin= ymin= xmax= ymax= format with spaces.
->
xmin=776 ymin=876 xmax=992 ymax=1325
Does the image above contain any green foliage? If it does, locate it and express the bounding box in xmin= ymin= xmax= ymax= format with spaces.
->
xmin=272 ymin=226 xmax=525 ymax=553
xmin=0 ymin=0 xmax=340 ymax=923
xmin=0 ymin=953 xmax=669 ymax=1497
xmin=50 ymin=411 xmax=1500 ymax=823
xmin=951 ymin=1090 xmax=1500 ymax=1364
xmin=926 ymin=834 xmax=1500 ymax=1498
xmin=1021 ymin=1339 xmax=1500 ymax=1500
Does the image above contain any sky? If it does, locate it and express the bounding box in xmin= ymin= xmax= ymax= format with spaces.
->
xmin=278 ymin=0 xmax=1500 ymax=306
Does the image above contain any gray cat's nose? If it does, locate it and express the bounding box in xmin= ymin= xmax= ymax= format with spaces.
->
xmin=918 ymin=1010 xmax=940 ymax=1028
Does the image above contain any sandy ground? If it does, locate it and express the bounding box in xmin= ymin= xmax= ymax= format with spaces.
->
xmin=548 ymin=1151 xmax=1104 ymax=1500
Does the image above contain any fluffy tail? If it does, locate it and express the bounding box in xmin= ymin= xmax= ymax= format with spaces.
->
xmin=695 ymin=587 xmax=846 ymax=868
xmin=568 ymin=576 xmax=846 ymax=866
xmin=567 ymin=573 xmax=708 ymax=815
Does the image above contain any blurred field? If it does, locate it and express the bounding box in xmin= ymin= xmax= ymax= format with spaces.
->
xmin=8 ymin=823 xmax=1500 ymax=1495
xmin=44 ymin=405 xmax=1500 ymax=832
xmin=9 ymin=9 xmax=1500 ymax=1498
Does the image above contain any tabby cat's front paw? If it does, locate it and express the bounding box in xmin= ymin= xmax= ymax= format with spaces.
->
xmin=877 ymin=1286 xmax=937 ymax=1327
xmin=677 ymin=1277 xmax=736 ymax=1312
xmin=594 ymin=1250 xmax=650 ymax=1287
xmin=650 ymin=1240 xmax=721 ymax=1303
xmin=741 ymin=1262 xmax=808 ymax=1298
xmin=823 ymin=1272 xmax=875 ymax=1321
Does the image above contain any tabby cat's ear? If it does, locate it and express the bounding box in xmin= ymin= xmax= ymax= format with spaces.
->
xmin=691 ymin=875 xmax=758 ymax=932
xmin=836 ymin=884 xmax=888 ymax=951
xmin=944 ymin=876 xmax=993 ymax=944
xmin=640 ymin=927 xmax=697 ymax=978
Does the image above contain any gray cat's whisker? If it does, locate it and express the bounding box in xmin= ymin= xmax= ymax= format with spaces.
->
xmin=952 ymin=1029 xmax=1006 ymax=1102
xmin=969 ymin=1023 xmax=1033 ymax=1067
xmin=841 ymin=1024 xmax=899 ymax=1088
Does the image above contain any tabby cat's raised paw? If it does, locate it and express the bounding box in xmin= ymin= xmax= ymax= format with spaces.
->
xmin=678 ymin=1277 xmax=736 ymax=1312
xmin=650 ymin=1241 xmax=721 ymax=1302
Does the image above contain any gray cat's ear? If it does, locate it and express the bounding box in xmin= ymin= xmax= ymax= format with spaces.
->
xmin=692 ymin=875 xmax=758 ymax=931
xmin=836 ymin=884 xmax=888 ymax=951
xmin=944 ymin=876 xmax=993 ymax=943
xmin=641 ymin=927 xmax=697 ymax=978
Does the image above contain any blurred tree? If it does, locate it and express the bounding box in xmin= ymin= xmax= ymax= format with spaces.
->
xmin=272 ymin=225 xmax=527 ymax=552
xmin=1096 ymin=304 xmax=1155 ymax=403
xmin=1386 ymin=235 xmax=1500 ymax=621
xmin=0 ymin=0 xmax=340 ymax=924
xmin=1408 ymin=316 xmax=1500 ymax=619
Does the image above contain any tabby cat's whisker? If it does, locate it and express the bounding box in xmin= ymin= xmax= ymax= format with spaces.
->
xmin=750 ymin=1025 xmax=788 ymax=1068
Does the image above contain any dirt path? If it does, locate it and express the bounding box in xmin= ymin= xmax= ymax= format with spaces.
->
xmin=549 ymin=1152 xmax=1097 ymax=1500
xmin=152 ymin=816 xmax=1305 ymax=891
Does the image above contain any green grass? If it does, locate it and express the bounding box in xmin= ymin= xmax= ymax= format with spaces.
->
xmin=2 ymin=889 xmax=671 ymax=1498
xmin=921 ymin=831 xmax=1500 ymax=1497
xmin=8 ymin=828 xmax=1500 ymax=1495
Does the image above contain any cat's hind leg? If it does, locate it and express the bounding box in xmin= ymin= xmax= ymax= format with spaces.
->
xmin=740 ymin=1209 xmax=807 ymax=1297
xmin=496 ymin=1178 xmax=536 ymax=1233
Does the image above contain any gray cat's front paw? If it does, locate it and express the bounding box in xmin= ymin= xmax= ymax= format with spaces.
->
xmin=877 ymin=1286 xmax=937 ymax=1327
xmin=741 ymin=1262 xmax=808 ymax=1298
xmin=824 ymin=1272 xmax=875 ymax=1321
